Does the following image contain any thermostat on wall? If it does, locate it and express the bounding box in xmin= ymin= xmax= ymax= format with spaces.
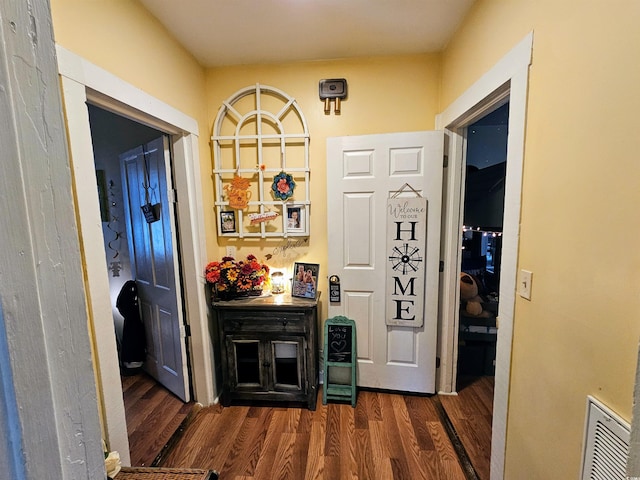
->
xmin=319 ymin=78 xmax=348 ymax=99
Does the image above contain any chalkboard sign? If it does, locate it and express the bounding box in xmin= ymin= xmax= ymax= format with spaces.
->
xmin=327 ymin=323 xmax=352 ymax=363
xmin=323 ymin=316 xmax=357 ymax=406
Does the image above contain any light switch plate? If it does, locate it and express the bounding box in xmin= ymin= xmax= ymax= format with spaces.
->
xmin=519 ymin=269 xmax=532 ymax=300
xmin=226 ymin=246 xmax=236 ymax=258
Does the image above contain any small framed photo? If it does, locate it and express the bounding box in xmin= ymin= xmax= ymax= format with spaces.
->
xmin=292 ymin=262 xmax=319 ymax=299
xmin=220 ymin=210 xmax=236 ymax=233
xmin=285 ymin=204 xmax=304 ymax=232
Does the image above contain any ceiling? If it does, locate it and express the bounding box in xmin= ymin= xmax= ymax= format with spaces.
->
xmin=138 ymin=0 xmax=476 ymax=67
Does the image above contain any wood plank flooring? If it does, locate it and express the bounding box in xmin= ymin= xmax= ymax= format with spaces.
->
xmin=122 ymin=372 xmax=195 ymax=466
xmin=440 ymin=376 xmax=494 ymax=480
xmin=122 ymin=374 xmax=493 ymax=480
xmin=159 ymin=391 xmax=468 ymax=480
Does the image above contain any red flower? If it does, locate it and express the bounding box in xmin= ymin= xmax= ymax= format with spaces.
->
xmin=205 ymin=270 xmax=220 ymax=283
xmin=277 ymin=178 xmax=290 ymax=193
xmin=241 ymin=263 xmax=254 ymax=275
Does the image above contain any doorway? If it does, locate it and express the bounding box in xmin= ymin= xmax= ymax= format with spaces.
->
xmin=440 ymin=103 xmax=509 ymax=479
xmin=58 ymin=47 xmax=214 ymax=464
xmin=436 ymin=33 xmax=533 ymax=480
xmin=88 ymin=104 xmax=190 ymax=396
xmin=457 ymin=102 xmax=508 ymax=383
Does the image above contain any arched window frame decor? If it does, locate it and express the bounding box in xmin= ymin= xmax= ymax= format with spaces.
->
xmin=212 ymin=84 xmax=310 ymax=238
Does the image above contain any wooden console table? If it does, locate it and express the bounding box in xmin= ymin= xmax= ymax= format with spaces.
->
xmin=212 ymin=294 xmax=319 ymax=410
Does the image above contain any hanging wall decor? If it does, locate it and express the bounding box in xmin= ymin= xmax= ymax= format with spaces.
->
xmin=96 ymin=169 xmax=110 ymax=222
xmin=271 ymin=171 xmax=296 ymax=201
xmin=220 ymin=211 xmax=237 ymax=233
xmin=385 ymin=184 xmax=428 ymax=327
xmin=248 ymin=211 xmax=279 ymax=225
xmin=212 ymin=83 xmax=311 ymax=238
xmin=106 ymin=178 xmax=123 ymax=277
xmin=224 ymin=175 xmax=252 ymax=210
xmin=140 ymin=145 xmax=161 ymax=223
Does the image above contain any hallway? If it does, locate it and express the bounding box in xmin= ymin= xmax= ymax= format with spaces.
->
xmin=123 ymin=374 xmax=493 ymax=479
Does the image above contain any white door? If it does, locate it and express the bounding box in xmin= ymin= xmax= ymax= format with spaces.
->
xmin=327 ymin=131 xmax=443 ymax=393
xmin=120 ymin=136 xmax=190 ymax=401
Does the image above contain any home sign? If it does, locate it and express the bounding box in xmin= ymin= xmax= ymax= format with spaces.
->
xmin=385 ymin=196 xmax=428 ymax=327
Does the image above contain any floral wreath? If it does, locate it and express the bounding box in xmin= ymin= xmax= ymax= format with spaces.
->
xmin=272 ymin=171 xmax=296 ymax=201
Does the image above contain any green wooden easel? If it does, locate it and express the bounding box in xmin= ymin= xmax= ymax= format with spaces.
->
xmin=322 ymin=316 xmax=357 ymax=407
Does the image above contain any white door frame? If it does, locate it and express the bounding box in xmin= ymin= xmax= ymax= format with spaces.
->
xmin=436 ymin=32 xmax=533 ymax=479
xmin=56 ymin=46 xmax=215 ymax=465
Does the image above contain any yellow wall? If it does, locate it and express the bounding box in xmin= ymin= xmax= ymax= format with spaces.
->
xmin=205 ymin=55 xmax=441 ymax=314
xmin=51 ymin=0 xmax=204 ymax=118
xmin=442 ymin=1 xmax=640 ymax=478
xmin=50 ymin=0 xmax=215 ymax=244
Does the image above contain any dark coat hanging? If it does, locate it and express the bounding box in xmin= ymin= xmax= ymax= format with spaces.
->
xmin=116 ymin=280 xmax=146 ymax=365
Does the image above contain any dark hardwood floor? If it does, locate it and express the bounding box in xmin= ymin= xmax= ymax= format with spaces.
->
xmin=122 ymin=372 xmax=195 ymax=466
xmin=122 ymin=374 xmax=493 ymax=479
xmin=160 ymin=391 xmax=467 ymax=480
xmin=440 ymin=376 xmax=494 ymax=480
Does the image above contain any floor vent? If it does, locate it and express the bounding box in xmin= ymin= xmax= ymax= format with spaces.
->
xmin=581 ymin=395 xmax=630 ymax=480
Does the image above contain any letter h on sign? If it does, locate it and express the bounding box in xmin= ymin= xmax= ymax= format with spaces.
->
xmin=395 ymin=221 xmax=418 ymax=241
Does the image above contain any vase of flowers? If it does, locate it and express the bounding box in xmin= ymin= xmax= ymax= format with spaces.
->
xmin=205 ymin=254 xmax=269 ymax=302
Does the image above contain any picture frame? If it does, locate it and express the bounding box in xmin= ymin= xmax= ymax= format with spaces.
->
xmin=291 ymin=262 xmax=320 ymax=299
xmin=285 ymin=204 xmax=304 ymax=232
xmin=220 ymin=210 xmax=236 ymax=233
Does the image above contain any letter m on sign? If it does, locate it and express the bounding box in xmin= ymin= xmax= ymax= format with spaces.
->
xmin=393 ymin=276 xmax=416 ymax=296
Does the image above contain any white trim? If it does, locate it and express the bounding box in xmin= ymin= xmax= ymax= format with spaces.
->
xmin=56 ymin=46 xmax=198 ymax=135
xmin=57 ymin=47 xmax=215 ymax=464
xmin=436 ymin=32 xmax=533 ymax=128
xmin=436 ymin=32 xmax=533 ymax=480
xmin=171 ymin=133 xmax=214 ymax=403
xmin=60 ymin=75 xmax=132 ymax=464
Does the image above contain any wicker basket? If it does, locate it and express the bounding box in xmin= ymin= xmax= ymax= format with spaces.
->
xmin=114 ymin=467 xmax=218 ymax=480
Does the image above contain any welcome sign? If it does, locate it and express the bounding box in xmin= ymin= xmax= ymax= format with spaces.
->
xmin=385 ymin=196 xmax=428 ymax=327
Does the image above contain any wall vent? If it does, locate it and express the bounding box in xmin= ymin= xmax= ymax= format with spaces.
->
xmin=581 ymin=395 xmax=630 ymax=480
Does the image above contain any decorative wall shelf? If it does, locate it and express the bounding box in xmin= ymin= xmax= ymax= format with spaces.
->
xmin=212 ymin=84 xmax=311 ymax=238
